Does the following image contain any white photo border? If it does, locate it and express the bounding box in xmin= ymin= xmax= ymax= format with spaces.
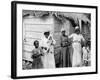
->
xmin=11 ymin=1 xmax=98 ymax=79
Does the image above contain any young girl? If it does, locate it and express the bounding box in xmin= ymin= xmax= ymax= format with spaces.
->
xmin=31 ymin=40 xmax=44 ymax=69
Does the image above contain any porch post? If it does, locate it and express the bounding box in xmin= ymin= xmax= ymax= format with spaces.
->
xmin=79 ymin=19 xmax=82 ymax=32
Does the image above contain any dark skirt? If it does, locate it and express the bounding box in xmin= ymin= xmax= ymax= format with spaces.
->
xmin=32 ymin=57 xmax=43 ymax=69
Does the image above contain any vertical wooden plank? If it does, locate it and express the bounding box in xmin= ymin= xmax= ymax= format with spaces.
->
xmin=79 ymin=19 xmax=82 ymax=32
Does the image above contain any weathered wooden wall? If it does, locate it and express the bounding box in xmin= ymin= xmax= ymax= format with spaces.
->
xmin=23 ymin=16 xmax=54 ymax=61
xmin=22 ymin=16 xmax=74 ymax=65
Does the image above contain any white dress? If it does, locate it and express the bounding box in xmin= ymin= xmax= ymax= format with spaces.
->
xmin=82 ymin=47 xmax=88 ymax=61
xmin=40 ymin=35 xmax=56 ymax=68
xmin=69 ymin=33 xmax=85 ymax=67
xmin=82 ymin=47 xmax=91 ymax=62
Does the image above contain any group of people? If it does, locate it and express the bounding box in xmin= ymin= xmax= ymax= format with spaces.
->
xmin=23 ymin=26 xmax=91 ymax=69
xmin=60 ymin=26 xmax=91 ymax=67
xmin=31 ymin=31 xmax=56 ymax=69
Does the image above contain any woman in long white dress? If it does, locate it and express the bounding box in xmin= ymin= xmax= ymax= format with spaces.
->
xmin=40 ymin=31 xmax=56 ymax=68
xmin=69 ymin=26 xmax=85 ymax=67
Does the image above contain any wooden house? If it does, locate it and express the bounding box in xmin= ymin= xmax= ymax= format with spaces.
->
xmin=22 ymin=11 xmax=90 ymax=67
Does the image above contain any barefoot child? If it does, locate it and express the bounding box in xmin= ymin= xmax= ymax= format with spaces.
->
xmin=31 ymin=40 xmax=44 ymax=69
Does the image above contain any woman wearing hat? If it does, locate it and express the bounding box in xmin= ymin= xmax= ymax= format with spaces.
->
xmin=69 ymin=26 xmax=85 ymax=67
xmin=40 ymin=31 xmax=56 ymax=68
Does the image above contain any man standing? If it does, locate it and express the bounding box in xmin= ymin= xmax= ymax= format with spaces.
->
xmin=60 ymin=28 xmax=69 ymax=67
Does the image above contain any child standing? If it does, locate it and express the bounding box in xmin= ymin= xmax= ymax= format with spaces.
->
xmin=82 ymin=41 xmax=91 ymax=66
xmin=31 ymin=40 xmax=44 ymax=69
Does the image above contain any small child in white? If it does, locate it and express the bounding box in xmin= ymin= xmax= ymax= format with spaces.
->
xmin=82 ymin=41 xmax=91 ymax=66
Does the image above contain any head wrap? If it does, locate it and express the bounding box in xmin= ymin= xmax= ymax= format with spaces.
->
xmin=75 ymin=26 xmax=80 ymax=30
